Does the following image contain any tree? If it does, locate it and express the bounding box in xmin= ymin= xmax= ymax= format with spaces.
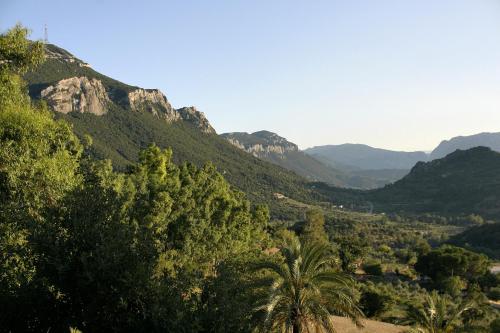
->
xmin=336 ymin=235 xmax=367 ymax=273
xmin=360 ymin=290 xmax=394 ymax=319
xmin=0 ymin=24 xmax=44 ymax=110
xmin=251 ymin=238 xmax=363 ymax=333
xmin=406 ymin=291 xmax=473 ymax=333
xmin=300 ymin=209 xmax=328 ymax=245
xmin=415 ymin=245 xmax=490 ymax=287
xmin=0 ymin=24 xmax=84 ymax=331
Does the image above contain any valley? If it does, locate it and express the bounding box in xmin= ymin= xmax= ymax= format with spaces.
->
xmin=1 ymin=22 xmax=499 ymax=333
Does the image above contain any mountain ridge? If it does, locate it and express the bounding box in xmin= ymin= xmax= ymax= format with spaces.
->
xmin=430 ymin=132 xmax=500 ymax=160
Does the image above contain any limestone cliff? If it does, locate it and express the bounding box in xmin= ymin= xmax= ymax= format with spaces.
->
xmin=128 ymin=88 xmax=180 ymax=122
xmin=40 ymin=76 xmax=110 ymax=115
xmin=221 ymin=131 xmax=298 ymax=158
xmin=127 ymin=90 xmax=215 ymax=133
xmin=177 ymin=106 xmax=215 ymax=134
xmin=36 ymin=44 xmax=216 ymax=134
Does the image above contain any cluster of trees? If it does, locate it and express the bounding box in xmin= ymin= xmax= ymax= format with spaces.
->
xmin=0 ymin=25 xmax=272 ymax=332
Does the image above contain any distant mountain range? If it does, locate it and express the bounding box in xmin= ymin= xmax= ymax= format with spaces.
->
xmin=304 ymin=144 xmax=428 ymax=170
xmin=311 ymin=146 xmax=500 ymax=217
xmin=221 ymin=131 xmax=348 ymax=187
xmin=222 ymin=131 xmax=500 ymax=190
xmin=304 ymin=144 xmax=426 ymax=187
xmin=430 ymin=132 xmax=500 ymax=159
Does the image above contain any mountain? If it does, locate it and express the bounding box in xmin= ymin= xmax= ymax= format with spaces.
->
xmin=221 ymin=131 xmax=349 ymax=186
xmin=367 ymin=147 xmax=500 ymax=217
xmin=24 ymin=44 xmax=322 ymax=220
xmin=221 ymin=131 xmax=410 ymax=189
xmin=448 ymin=222 xmax=500 ymax=259
xmin=304 ymin=143 xmax=429 ymax=186
xmin=304 ymin=143 xmax=429 ymax=170
xmin=430 ymin=132 xmax=500 ymax=160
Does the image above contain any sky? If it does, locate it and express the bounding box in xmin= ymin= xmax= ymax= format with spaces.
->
xmin=2 ymin=0 xmax=500 ymax=151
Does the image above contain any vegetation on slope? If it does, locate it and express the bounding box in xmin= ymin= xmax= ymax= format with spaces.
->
xmin=449 ymin=222 xmax=500 ymax=259
xmin=367 ymin=147 xmax=500 ymax=217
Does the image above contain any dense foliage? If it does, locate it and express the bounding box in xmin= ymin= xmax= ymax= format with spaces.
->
xmin=0 ymin=27 xmax=271 ymax=331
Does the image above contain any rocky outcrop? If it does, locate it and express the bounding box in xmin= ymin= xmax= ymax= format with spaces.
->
xmin=177 ymin=106 xmax=215 ymax=134
xmin=221 ymin=131 xmax=298 ymax=158
xmin=128 ymin=88 xmax=180 ymax=122
xmin=127 ymin=90 xmax=215 ymax=133
xmin=41 ymin=76 xmax=110 ymax=115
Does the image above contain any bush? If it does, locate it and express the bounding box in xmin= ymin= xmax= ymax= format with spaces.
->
xmin=488 ymin=287 xmax=500 ymax=301
xmin=363 ymin=262 xmax=384 ymax=276
xmin=360 ymin=290 xmax=393 ymax=318
xmin=439 ymin=276 xmax=467 ymax=297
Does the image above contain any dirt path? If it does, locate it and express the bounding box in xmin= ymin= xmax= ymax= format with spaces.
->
xmin=331 ymin=316 xmax=408 ymax=333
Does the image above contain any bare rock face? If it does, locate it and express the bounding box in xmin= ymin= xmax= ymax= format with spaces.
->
xmin=177 ymin=106 xmax=216 ymax=134
xmin=39 ymin=73 xmax=216 ymax=134
xmin=127 ymin=90 xmax=215 ymax=133
xmin=127 ymin=89 xmax=180 ymax=122
xmin=221 ymin=131 xmax=298 ymax=158
xmin=41 ymin=77 xmax=110 ymax=115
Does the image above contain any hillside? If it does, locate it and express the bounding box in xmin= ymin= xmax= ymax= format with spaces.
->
xmin=25 ymin=44 xmax=323 ymax=220
xmin=430 ymin=132 xmax=500 ymax=160
xmin=368 ymin=147 xmax=500 ymax=216
xmin=449 ymin=222 xmax=500 ymax=259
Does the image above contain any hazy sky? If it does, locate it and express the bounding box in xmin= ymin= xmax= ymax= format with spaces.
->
xmin=2 ymin=0 xmax=500 ymax=151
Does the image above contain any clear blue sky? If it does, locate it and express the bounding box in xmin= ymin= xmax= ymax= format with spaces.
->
xmin=2 ymin=0 xmax=500 ymax=151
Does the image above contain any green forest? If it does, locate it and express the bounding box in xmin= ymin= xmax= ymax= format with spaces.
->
xmin=1 ymin=25 xmax=499 ymax=333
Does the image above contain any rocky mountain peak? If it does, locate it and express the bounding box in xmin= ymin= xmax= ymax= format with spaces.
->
xmin=176 ymin=106 xmax=216 ymax=134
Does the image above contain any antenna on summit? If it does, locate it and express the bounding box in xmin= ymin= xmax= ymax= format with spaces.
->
xmin=44 ymin=24 xmax=48 ymax=43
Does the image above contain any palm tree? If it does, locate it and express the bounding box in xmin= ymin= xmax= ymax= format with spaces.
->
xmin=251 ymin=238 xmax=363 ymax=333
xmin=407 ymin=291 xmax=472 ymax=333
